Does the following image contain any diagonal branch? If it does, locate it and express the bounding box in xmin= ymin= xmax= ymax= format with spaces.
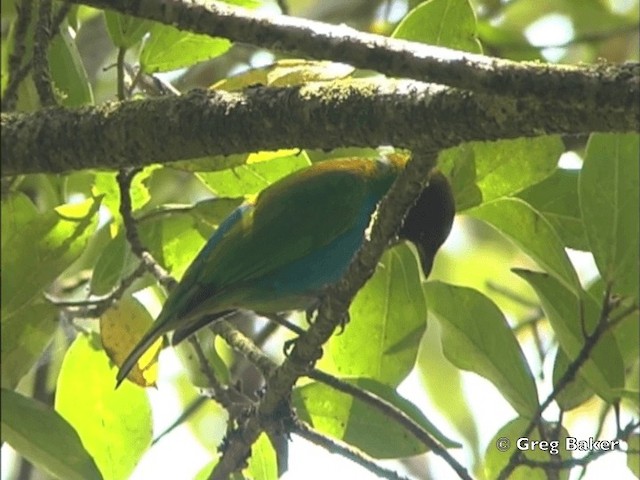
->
xmin=211 ymin=150 xmax=473 ymax=480
xmin=65 ymin=0 xmax=639 ymax=109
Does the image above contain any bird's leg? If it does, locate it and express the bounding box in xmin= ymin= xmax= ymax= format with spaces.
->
xmin=282 ymin=338 xmax=296 ymax=357
xmin=305 ymin=305 xmax=317 ymax=325
xmin=336 ymin=310 xmax=351 ymax=335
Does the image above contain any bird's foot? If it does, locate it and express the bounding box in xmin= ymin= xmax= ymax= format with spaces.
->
xmin=336 ymin=311 xmax=350 ymax=335
xmin=283 ymin=337 xmax=296 ymax=357
xmin=305 ymin=305 xmax=318 ymax=325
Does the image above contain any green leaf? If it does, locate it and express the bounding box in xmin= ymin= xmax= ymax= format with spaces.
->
xmin=628 ymin=433 xmax=640 ymax=478
xmin=244 ymin=433 xmax=278 ymax=480
xmin=292 ymin=379 xmax=459 ymax=458
xmin=139 ymin=213 xmax=206 ymax=280
xmin=1 ymin=196 xmax=102 ymax=316
xmin=92 ymin=167 xmax=154 ymax=219
xmin=140 ymin=22 xmax=231 ymax=73
xmin=1 ymin=300 xmax=57 ymax=389
xmin=175 ymin=327 xmax=231 ymax=388
xmin=424 ymin=281 xmax=539 ymax=417
xmin=212 ymin=59 xmax=354 ymax=91
xmin=190 ymin=197 xmax=244 ymax=236
xmin=519 ymin=168 xmax=589 ymax=251
xmin=392 ymin=0 xmax=482 ymax=53
xmin=469 ymin=198 xmax=580 ymax=293
xmin=612 ymin=301 xmax=640 ymax=373
xmin=1 ymin=388 xmax=102 ymax=480
xmin=590 ymin=277 xmax=640 ymax=373
xmin=438 ymin=145 xmax=482 ymax=211
xmin=90 ymin=229 xmax=129 ymax=296
xmin=418 ymin=321 xmax=480 ymax=457
xmin=473 ymin=136 xmax=563 ymax=202
xmin=484 ymin=417 xmax=570 ymax=480
xmin=552 ymin=347 xmax=593 ymax=411
xmin=318 ymin=244 xmax=427 ymax=387
xmin=580 ymin=133 xmax=639 ymax=299
xmin=48 ymin=21 xmax=93 ymax=107
xmin=104 ymin=11 xmax=151 ymax=49
xmin=55 ymin=334 xmax=152 ymax=480
xmin=170 ymin=153 xmax=250 ymax=172
xmin=439 ymin=137 xmax=563 ymax=211
xmin=476 ymin=20 xmax=543 ymax=61
xmin=501 ymin=0 xmax=633 ymax=38
xmin=1 ymin=196 xmax=101 ymax=387
xmin=196 ymin=151 xmax=311 ymax=197
xmin=514 ymin=269 xmax=625 ymax=403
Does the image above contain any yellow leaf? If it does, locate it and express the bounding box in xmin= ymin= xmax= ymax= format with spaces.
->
xmin=100 ymin=297 xmax=162 ymax=387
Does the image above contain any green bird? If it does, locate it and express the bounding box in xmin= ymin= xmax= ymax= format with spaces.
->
xmin=116 ymin=156 xmax=455 ymax=386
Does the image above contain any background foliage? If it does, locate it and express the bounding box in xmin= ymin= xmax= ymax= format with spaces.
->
xmin=1 ymin=0 xmax=638 ymax=479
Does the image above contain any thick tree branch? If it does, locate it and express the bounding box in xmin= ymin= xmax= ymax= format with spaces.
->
xmin=65 ymin=0 xmax=638 ymax=110
xmin=3 ymin=77 xmax=637 ymax=177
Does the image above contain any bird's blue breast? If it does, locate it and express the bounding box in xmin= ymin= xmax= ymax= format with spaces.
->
xmin=249 ymin=193 xmax=380 ymax=309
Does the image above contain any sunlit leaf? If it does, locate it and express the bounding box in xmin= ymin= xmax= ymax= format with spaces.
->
xmin=319 ymin=244 xmax=427 ymax=387
xmin=519 ymin=168 xmax=589 ymax=251
xmin=197 ymin=151 xmax=311 ymax=197
xmin=1 ymin=196 xmax=101 ymax=387
xmin=393 ymin=0 xmax=482 ymax=53
xmin=1 ymin=388 xmax=102 ymax=480
xmin=56 ymin=334 xmax=152 ymax=478
xmin=140 ymin=22 xmax=231 ymax=73
xmin=580 ymin=133 xmax=639 ymax=299
xmin=485 ymin=417 xmax=570 ymax=480
xmin=293 ymin=378 xmax=460 ymax=458
xmin=469 ymin=198 xmax=580 ymax=293
xmin=48 ymin=21 xmax=93 ymax=106
xmin=244 ymin=433 xmax=277 ymax=480
xmin=438 ymin=145 xmax=482 ymax=211
xmin=213 ymin=59 xmax=354 ymax=91
xmin=104 ymin=11 xmax=151 ymax=49
xmin=100 ymin=297 xmax=162 ymax=387
xmin=628 ymin=433 xmax=640 ymax=478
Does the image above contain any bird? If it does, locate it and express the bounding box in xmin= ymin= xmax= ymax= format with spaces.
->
xmin=116 ymin=155 xmax=455 ymax=387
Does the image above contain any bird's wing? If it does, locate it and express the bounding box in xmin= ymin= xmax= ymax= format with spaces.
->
xmin=200 ymin=163 xmax=373 ymax=291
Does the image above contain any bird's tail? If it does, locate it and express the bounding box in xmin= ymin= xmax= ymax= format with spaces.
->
xmin=171 ymin=310 xmax=235 ymax=345
xmin=115 ymin=321 xmax=168 ymax=388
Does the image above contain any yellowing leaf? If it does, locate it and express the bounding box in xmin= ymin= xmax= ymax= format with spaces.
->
xmin=211 ymin=59 xmax=354 ymax=91
xmin=100 ymin=297 xmax=162 ymax=387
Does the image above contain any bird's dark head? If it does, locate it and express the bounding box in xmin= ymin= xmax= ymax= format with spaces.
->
xmin=398 ymin=171 xmax=455 ymax=278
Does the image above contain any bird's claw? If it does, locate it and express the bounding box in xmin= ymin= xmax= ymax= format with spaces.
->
xmin=283 ymin=338 xmax=296 ymax=357
xmin=336 ymin=311 xmax=350 ymax=335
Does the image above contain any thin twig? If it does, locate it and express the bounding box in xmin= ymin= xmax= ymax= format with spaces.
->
xmin=32 ymin=0 xmax=56 ymax=106
xmin=116 ymin=168 xmax=177 ymax=290
xmin=45 ymin=261 xmax=148 ymax=316
xmin=188 ymin=336 xmax=234 ymax=408
xmin=308 ymin=369 xmax=468 ymax=478
xmin=497 ymin=286 xmax=636 ymax=480
xmin=2 ymin=0 xmax=34 ymax=111
xmin=212 ymin=320 xmax=278 ymax=378
xmin=291 ymin=420 xmax=411 ymax=480
xmin=518 ymin=420 xmax=639 ymax=471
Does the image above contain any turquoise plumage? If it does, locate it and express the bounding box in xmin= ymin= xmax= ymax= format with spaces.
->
xmin=116 ymin=156 xmax=455 ymax=386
